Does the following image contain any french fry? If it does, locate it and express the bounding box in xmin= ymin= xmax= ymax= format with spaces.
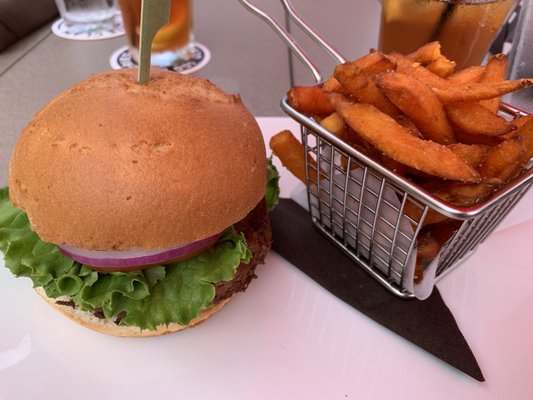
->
xmin=319 ymin=112 xmax=345 ymax=136
xmin=376 ymin=72 xmax=456 ymax=144
xmin=446 ymin=66 xmax=485 ymax=85
xmin=334 ymin=62 xmax=401 ymax=117
xmin=415 ymin=220 xmax=462 ymax=282
xmin=287 ymin=86 xmax=334 ymax=117
xmin=428 ymin=182 xmax=497 ymax=207
xmin=330 ymin=94 xmax=480 ymax=182
xmin=478 ymin=137 xmax=527 ymax=183
xmin=322 ymin=76 xmax=349 ymax=95
xmin=479 ymin=54 xmax=508 ymax=113
xmin=447 ymin=143 xmax=491 ymax=168
xmin=386 ymin=52 xmax=449 ymax=89
xmin=351 ymin=50 xmax=396 ymax=75
xmin=403 ymin=201 xmax=449 ymax=227
xmin=395 ymin=115 xmax=422 ymax=138
xmin=454 ymin=130 xmax=504 ymax=146
xmin=432 ymin=79 xmax=533 ymax=103
xmin=407 ymin=41 xmax=441 ymax=65
xmin=445 ymin=102 xmax=516 ymax=136
xmin=512 ymin=114 xmax=533 ymax=129
xmin=427 ymin=56 xmax=456 ymax=78
xmin=269 ymin=130 xmax=317 ymax=183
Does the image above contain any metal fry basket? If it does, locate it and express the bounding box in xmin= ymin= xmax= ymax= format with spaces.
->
xmin=240 ymin=0 xmax=533 ymax=298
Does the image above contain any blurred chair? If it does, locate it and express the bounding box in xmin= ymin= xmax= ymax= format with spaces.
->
xmin=0 ymin=0 xmax=58 ymax=51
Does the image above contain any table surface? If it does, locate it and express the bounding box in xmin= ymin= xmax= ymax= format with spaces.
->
xmin=0 ymin=1 xmax=532 ymax=399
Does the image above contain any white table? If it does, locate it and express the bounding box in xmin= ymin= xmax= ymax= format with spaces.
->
xmin=1 ymin=117 xmax=532 ymax=400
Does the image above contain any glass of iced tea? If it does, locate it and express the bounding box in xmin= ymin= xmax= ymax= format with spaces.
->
xmin=118 ymin=0 xmax=193 ymax=67
xmin=378 ymin=0 xmax=517 ymax=70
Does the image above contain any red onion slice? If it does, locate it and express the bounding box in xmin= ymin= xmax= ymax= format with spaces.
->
xmin=58 ymin=232 xmax=223 ymax=271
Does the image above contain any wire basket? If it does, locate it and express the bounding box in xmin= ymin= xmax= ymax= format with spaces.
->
xmin=240 ymin=0 xmax=533 ymax=298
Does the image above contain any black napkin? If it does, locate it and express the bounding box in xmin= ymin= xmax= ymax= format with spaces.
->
xmin=0 ymin=0 xmax=58 ymax=51
xmin=270 ymin=198 xmax=484 ymax=381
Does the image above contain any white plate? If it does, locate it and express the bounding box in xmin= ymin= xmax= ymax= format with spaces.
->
xmin=1 ymin=118 xmax=532 ymax=399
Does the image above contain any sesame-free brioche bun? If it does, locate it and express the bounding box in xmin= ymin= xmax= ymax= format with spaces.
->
xmin=9 ymin=68 xmax=266 ymax=250
xmin=35 ymin=287 xmax=233 ymax=337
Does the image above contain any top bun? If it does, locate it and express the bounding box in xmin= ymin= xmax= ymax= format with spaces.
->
xmin=9 ymin=69 xmax=266 ymax=250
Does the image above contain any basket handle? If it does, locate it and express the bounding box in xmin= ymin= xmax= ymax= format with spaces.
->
xmin=238 ymin=0 xmax=346 ymax=83
xmin=279 ymin=0 xmax=346 ymax=65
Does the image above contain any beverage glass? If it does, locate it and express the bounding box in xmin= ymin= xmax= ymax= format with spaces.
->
xmin=117 ymin=0 xmax=193 ymax=67
xmin=55 ymin=0 xmax=119 ymax=30
xmin=378 ymin=0 xmax=517 ymax=69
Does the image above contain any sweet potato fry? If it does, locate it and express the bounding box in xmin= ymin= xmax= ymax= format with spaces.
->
xmin=415 ymin=220 xmax=462 ymax=282
xmin=454 ymin=130 xmax=503 ymax=146
xmin=330 ymin=95 xmax=480 ymax=182
xmin=445 ymin=102 xmax=516 ymax=136
xmin=432 ymin=79 xmax=533 ymax=103
xmin=479 ymin=54 xmax=508 ymax=113
xmin=386 ymin=52 xmax=449 ymax=89
xmin=447 ymin=143 xmax=491 ymax=168
xmin=269 ymin=130 xmax=317 ymax=183
xmin=427 ymin=56 xmax=456 ymax=78
xmin=403 ymin=201 xmax=449 ymax=227
xmin=512 ymin=114 xmax=533 ymax=129
xmin=446 ymin=66 xmax=485 ymax=85
xmin=287 ymin=86 xmax=334 ymax=117
xmin=334 ymin=63 xmax=401 ymax=117
xmin=376 ymin=72 xmax=456 ymax=144
xmin=322 ymin=76 xmax=349 ymax=95
xmin=319 ymin=112 xmax=345 ymax=136
xmin=408 ymin=41 xmax=441 ymax=65
xmin=478 ymin=137 xmax=527 ymax=183
xmin=351 ymin=51 xmax=396 ymax=76
xmin=395 ymin=115 xmax=422 ymax=138
xmin=428 ymin=182 xmax=497 ymax=207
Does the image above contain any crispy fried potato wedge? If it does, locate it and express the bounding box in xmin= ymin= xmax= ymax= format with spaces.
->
xmin=287 ymin=86 xmax=335 ymax=117
xmin=479 ymin=54 xmax=508 ymax=113
xmin=445 ymin=102 xmax=516 ymax=136
xmin=478 ymin=137 xmax=527 ymax=183
xmin=446 ymin=66 xmax=485 ymax=85
xmin=432 ymin=79 xmax=533 ymax=103
xmin=269 ymin=130 xmax=317 ymax=183
xmin=334 ymin=62 xmax=401 ymax=117
xmin=447 ymin=143 xmax=491 ymax=168
xmin=376 ymin=72 xmax=456 ymax=144
xmin=330 ymin=95 xmax=480 ymax=182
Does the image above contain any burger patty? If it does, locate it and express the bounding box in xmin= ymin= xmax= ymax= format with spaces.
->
xmin=214 ymin=199 xmax=272 ymax=303
xmin=57 ymin=199 xmax=272 ymax=323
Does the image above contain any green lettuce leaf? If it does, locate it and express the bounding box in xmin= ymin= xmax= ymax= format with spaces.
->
xmin=0 ymin=187 xmax=251 ymax=330
xmin=266 ymin=156 xmax=280 ymax=211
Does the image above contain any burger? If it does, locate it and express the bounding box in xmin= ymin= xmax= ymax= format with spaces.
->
xmin=0 ymin=68 xmax=279 ymax=337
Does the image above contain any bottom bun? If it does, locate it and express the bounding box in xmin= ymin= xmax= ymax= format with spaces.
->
xmin=35 ymin=287 xmax=233 ymax=338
